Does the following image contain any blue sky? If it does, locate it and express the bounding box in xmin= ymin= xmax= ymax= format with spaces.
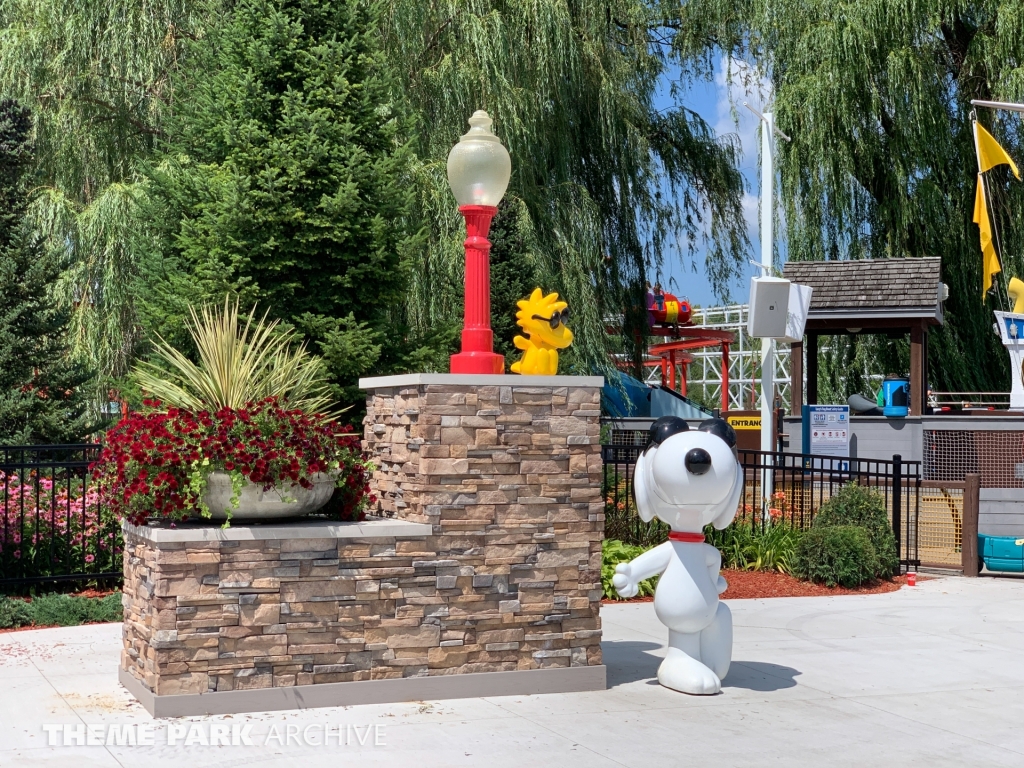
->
xmin=650 ymin=58 xmax=773 ymax=308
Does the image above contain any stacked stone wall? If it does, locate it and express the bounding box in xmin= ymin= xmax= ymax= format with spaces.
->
xmin=120 ymin=379 xmax=604 ymax=697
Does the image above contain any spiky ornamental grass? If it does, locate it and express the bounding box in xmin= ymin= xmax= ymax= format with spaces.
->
xmin=670 ymin=0 xmax=1024 ymax=396
xmin=133 ymin=297 xmax=338 ymax=417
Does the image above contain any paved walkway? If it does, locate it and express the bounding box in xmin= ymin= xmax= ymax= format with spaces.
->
xmin=3 ymin=575 xmax=1024 ymax=767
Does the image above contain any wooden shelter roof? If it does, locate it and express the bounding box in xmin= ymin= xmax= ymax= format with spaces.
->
xmin=782 ymin=257 xmax=944 ymax=326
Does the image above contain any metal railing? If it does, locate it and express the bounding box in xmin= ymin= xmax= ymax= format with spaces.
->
xmin=736 ymin=450 xmax=920 ymax=568
xmin=602 ymin=443 xmax=923 ymax=568
xmin=0 ymin=444 xmax=121 ymax=587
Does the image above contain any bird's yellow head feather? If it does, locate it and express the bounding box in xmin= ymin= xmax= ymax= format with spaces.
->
xmin=515 ymin=288 xmax=573 ymax=349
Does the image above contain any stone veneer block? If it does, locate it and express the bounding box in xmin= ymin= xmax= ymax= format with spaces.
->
xmin=121 ymin=518 xmax=438 ymax=707
xmin=358 ymin=374 xmax=606 ymax=679
xmin=118 ymin=373 xmax=606 ymax=715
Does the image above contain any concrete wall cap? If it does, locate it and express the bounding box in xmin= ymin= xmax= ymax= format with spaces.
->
xmin=359 ymin=373 xmax=604 ymax=389
xmin=123 ymin=516 xmax=432 ymax=544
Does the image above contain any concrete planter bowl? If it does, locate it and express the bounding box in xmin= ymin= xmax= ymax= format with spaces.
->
xmin=201 ymin=471 xmax=336 ymax=521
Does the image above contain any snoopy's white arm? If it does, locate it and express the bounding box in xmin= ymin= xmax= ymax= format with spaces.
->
xmin=624 ymin=541 xmax=672 ymax=582
xmin=611 ymin=542 xmax=672 ymax=598
xmin=710 ymin=459 xmax=744 ymax=530
xmin=705 ymin=543 xmax=727 ymax=594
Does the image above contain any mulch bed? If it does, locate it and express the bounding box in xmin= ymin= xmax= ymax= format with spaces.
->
xmin=605 ymin=569 xmax=929 ymax=604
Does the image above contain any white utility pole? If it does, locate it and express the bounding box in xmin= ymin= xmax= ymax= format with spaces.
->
xmin=759 ymin=110 xmax=775 ymax=464
xmin=744 ymin=102 xmax=791 ymax=510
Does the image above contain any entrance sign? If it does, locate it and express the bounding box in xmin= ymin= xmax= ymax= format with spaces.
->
xmin=726 ymin=415 xmax=760 ymax=431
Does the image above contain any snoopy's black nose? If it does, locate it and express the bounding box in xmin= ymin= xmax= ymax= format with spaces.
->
xmin=685 ymin=448 xmax=712 ymax=475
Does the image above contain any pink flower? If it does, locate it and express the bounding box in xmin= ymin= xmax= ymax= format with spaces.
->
xmin=13 ymin=550 xmax=20 ymax=559
xmin=85 ymin=554 xmax=95 ymax=563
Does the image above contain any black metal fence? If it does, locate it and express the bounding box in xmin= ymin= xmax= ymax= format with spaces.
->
xmin=0 ymin=444 xmax=121 ymax=588
xmin=602 ymin=443 xmax=921 ymax=568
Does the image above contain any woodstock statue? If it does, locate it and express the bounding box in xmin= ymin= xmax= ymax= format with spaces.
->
xmin=612 ymin=416 xmax=743 ymax=695
xmin=510 ymin=288 xmax=573 ymax=375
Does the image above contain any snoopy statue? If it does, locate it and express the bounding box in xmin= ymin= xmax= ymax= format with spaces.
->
xmin=612 ymin=416 xmax=743 ymax=695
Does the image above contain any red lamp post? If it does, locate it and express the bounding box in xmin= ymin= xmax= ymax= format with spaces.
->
xmin=447 ymin=111 xmax=511 ymax=375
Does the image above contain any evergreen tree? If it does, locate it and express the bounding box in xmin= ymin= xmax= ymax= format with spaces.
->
xmin=488 ymin=199 xmax=540 ymax=362
xmin=139 ymin=0 xmax=414 ymax=407
xmin=0 ymin=101 xmax=92 ymax=443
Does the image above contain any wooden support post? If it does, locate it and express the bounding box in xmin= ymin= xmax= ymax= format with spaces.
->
xmin=922 ymin=326 xmax=929 ymax=414
xmin=806 ymin=333 xmax=818 ymax=405
xmin=721 ymin=342 xmax=730 ymax=413
xmin=962 ymin=472 xmax=980 ymax=577
xmin=910 ymin=323 xmax=924 ymax=416
xmin=791 ymin=340 xmax=803 ymax=413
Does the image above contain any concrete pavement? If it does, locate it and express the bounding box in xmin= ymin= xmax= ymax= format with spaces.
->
xmin=3 ymin=575 xmax=1024 ymax=767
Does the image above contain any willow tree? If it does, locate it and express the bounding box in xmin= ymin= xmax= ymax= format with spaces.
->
xmin=0 ymin=0 xmax=203 ymax=391
xmin=381 ymin=1 xmax=750 ymax=373
xmin=669 ymin=0 xmax=1024 ymax=393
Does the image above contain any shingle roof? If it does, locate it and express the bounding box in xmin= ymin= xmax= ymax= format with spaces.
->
xmin=782 ymin=257 xmax=944 ymax=323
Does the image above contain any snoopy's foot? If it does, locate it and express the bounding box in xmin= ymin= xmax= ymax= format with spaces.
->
xmin=657 ymin=647 xmax=721 ymax=695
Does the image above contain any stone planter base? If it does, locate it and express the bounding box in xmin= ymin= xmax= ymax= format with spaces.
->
xmin=119 ymin=662 xmax=606 ymax=718
xmin=120 ymin=373 xmax=606 ymax=717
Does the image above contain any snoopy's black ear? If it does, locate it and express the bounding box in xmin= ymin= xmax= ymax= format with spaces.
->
xmin=698 ymin=418 xmax=737 ymax=448
xmin=645 ymin=416 xmax=689 ymax=453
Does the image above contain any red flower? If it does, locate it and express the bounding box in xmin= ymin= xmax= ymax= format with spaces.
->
xmin=92 ymin=397 xmax=371 ymax=525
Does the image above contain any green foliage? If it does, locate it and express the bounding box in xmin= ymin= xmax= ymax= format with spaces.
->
xmin=814 ymin=484 xmax=899 ymax=579
xmin=792 ymin=526 xmax=880 ymax=588
xmin=0 ymin=0 xmax=202 ymax=390
xmin=602 ymin=539 xmax=658 ymax=600
xmin=384 ymin=0 xmax=750 ymax=377
xmin=0 ymin=592 xmax=122 ymax=629
xmin=488 ymin=200 xmax=540 ymax=362
xmin=0 ymin=100 xmax=93 ymax=443
xmin=134 ymin=298 xmax=337 ymax=416
xmin=670 ymin=0 xmax=1024 ymax=396
xmin=137 ymin=0 xmax=414 ymax=411
xmin=0 ymin=595 xmax=32 ymax=628
xmin=705 ymin=522 xmax=802 ymax=574
xmin=790 ymin=484 xmax=898 ymax=586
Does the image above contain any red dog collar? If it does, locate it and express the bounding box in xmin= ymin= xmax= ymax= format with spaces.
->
xmin=668 ymin=531 xmax=705 ymax=543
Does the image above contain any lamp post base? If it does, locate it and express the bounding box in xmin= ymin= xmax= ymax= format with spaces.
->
xmin=450 ymin=350 xmax=505 ymax=375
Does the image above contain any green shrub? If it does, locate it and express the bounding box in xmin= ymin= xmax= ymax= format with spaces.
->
xmin=601 ymin=539 xmax=658 ymax=600
xmin=0 ymin=592 xmax=122 ymax=629
xmin=705 ymin=522 xmax=802 ymax=574
xmin=792 ymin=525 xmax=880 ymax=587
xmin=814 ymin=484 xmax=899 ymax=578
xmin=0 ymin=596 xmax=32 ymax=629
xmin=27 ymin=593 xmax=123 ymax=627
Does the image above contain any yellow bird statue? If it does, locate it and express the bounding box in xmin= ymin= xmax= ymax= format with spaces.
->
xmin=1010 ymin=276 xmax=1024 ymax=314
xmin=510 ymin=288 xmax=574 ymax=375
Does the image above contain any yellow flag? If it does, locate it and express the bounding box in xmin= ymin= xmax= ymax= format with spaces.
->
xmin=976 ymin=122 xmax=1021 ymax=179
xmin=974 ymin=175 xmax=1001 ymax=297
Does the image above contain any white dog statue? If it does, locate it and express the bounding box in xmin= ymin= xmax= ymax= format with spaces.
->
xmin=612 ymin=416 xmax=743 ymax=695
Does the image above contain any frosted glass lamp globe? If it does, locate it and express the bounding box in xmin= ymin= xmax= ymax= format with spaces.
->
xmin=446 ymin=110 xmax=511 ymax=207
